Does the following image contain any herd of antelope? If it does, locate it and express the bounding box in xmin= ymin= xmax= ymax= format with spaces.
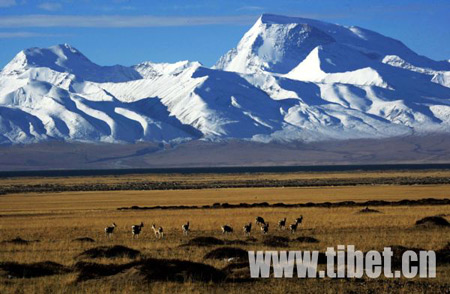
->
xmin=224 ymin=215 xmax=303 ymax=236
xmin=104 ymin=216 xmax=303 ymax=239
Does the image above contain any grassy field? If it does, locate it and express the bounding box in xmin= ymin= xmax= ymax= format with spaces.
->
xmin=0 ymin=171 xmax=450 ymax=293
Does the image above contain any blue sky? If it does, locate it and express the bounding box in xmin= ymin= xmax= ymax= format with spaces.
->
xmin=0 ymin=0 xmax=449 ymax=68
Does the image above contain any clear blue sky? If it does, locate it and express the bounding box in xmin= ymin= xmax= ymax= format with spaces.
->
xmin=0 ymin=0 xmax=449 ymax=68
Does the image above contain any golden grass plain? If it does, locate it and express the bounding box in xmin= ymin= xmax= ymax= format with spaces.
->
xmin=0 ymin=171 xmax=450 ymax=293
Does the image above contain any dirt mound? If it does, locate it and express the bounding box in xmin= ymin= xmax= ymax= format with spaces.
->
xmin=358 ymin=207 xmax=381 ymax=213
xmin=436 ymin=243 xmax=450 ymax=264
xmin=222 ymin=262 xmax=250 ymax=280
xmin=74 ymin=261 xmax=134 ymax=281
xmin=262 ymin=236 xmax=290 ymax=247
xmin=75 ymin=258 xmax=226 ymax=283
xmin=1 ymin=237 xmax=39 ymax=245
xmin=415 ymin=216 xmax=450 ymax=227
xmin=225 ymin=240 xmax=249 ymax=246
xmin=204 ymin=247 xmax=248 ymax=261
xmin=184 ymin=236 xmax=225 ymax=247
xmin=72 ymin=237 xmax=95 ymax=243
xmin=0 ymin=261 xmax=70 ymax=278
xmin=295 ymin=236 xmax=320 ymax=243
xmin=138 ymin=258 xmax=226 ymax=282
xmin=77 ymin=245 xmax=140 ymax=259
xmin=389 ymin=245 xmax=424 ymax=268
xmin=388 ymin=243 xmax=450 ymax=267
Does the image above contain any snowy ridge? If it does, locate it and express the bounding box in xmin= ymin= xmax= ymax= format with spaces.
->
xmin=1 ymin=14 xmax=450 ymax=144
xmin=2 ymin=44 xmax=141 ymax=83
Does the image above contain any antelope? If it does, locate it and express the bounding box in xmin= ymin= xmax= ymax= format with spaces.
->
xmin=255 ymin=216 xmax=265 ymax=226
xmin=278 ymin=218 xmax=287 ymax=230
xmin=105 ymin=223 xmax=117 ymax=238
xmin=261 ymin=222 xmax=269 ymax=234
xmin=182 ymin=221 xmax=190 ymax=235
xmin=222 ymin=225 xmax=233 ymax=234
xmin=243 ymin=222 xmax=252 ymax=236
xmin=152 ymin=224 xmax=164 ymax=239
xmin=289 ymin=216 xmax=303 ymax=234
xmin=289 ymin=222 xmax=298 ymax=234
xmin=132 ymin=222 xmax=144 ymax=238
xmin=295 ymin=216 xmax=303 ymax=225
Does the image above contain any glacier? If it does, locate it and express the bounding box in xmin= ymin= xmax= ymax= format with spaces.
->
xmin=0 ymin=14 xmax=449 ymax=145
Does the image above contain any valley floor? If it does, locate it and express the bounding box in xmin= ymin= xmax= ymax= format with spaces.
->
xmin=1 ymin=135 xmax=450 ymax=171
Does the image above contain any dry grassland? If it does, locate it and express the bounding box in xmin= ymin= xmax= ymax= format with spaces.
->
xmin=0 ymin=172 xmax=449 ymax=293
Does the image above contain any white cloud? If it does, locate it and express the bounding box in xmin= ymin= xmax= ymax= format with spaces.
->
xmin=0 ymin=0 xmax=16 ymax=8
xmin=0 ymin=14 xmax=259 ymax=28
xmin=237 ymin=6 xmax=265 ymax=11
xmin=38 ymin=2 xmax=62 ymax=11
xmin=0 ymin=31 xmax=66 ymax=38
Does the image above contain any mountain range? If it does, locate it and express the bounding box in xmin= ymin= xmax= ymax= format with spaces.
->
xmin=1 ymin=14 xmax=450 ymax=146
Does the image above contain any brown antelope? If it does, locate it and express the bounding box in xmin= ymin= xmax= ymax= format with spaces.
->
xmin=289 ymin=222 xmax=298 ymax=234
xmin=132 ymin=222 xmax=144 ymax=238
xmin=182 ymin=221 xmax=190 ymax=235
xmin=105 ymin=223 xmax=117 ymax=238
xmin=255 ymin=216 xmax=265 ymax=226
xmin=222 ymin=225 xmax=233 ymax=234
xmin=152 ymin=224 xmax=164 ymax=239
xmin=243 ymin=222 xmax=252 ymax=236
xmin=278 ymin=218 xmax=287 ymax=230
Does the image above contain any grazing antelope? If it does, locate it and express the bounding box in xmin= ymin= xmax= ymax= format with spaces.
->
xmin=289 ymin=222 xmax=298 ymax=234
xmin=278 ymin=218 xmax=287 ymax=230
xmin=289 ymin=216 xmax=303 ymax=234
xmin=105 ymin=223 xmax=117 ymax=238
xmin=222 ymin=225 xmax=233 ymax=234
xmin=182 ymin=221 xmax=190 ymax=235
xmin=152 ymin=224 xmax=164 ymax=239
xmin=243 ymin=222 xmax=252 ymax=236
xmin=132 ymin=222 xmax=144 ymax=238
xmin=261 ymin=222 xmax=269 ymax=234
xmin=255 ymin=216 xmax=265 ymax=226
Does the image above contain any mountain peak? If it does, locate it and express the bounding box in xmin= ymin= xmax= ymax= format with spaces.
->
xmin=2 ymin=43 xmax=92 ymax=76
xmin=59 ymin=43 xmax=78 ymax=51
xmin=2 ymin=44 xmax=141 ymax=83
xmin=51 ymin=43 xmax=86 ymax=58
xmin=25 ymin=43 xmax=86 ymax=60
xmin=134 ymin=60 xmax=202 ymax=78
xmin=258 ymin=13 xmax=321 ymax=25
xmin=217 ymin=14 xmax=450 ymax=75
xmin=215 ymin=14 xmax=336 ymax=74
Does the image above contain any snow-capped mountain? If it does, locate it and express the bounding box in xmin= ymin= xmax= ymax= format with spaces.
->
xmin=1 ymin=14 xmax=450 ymax=145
